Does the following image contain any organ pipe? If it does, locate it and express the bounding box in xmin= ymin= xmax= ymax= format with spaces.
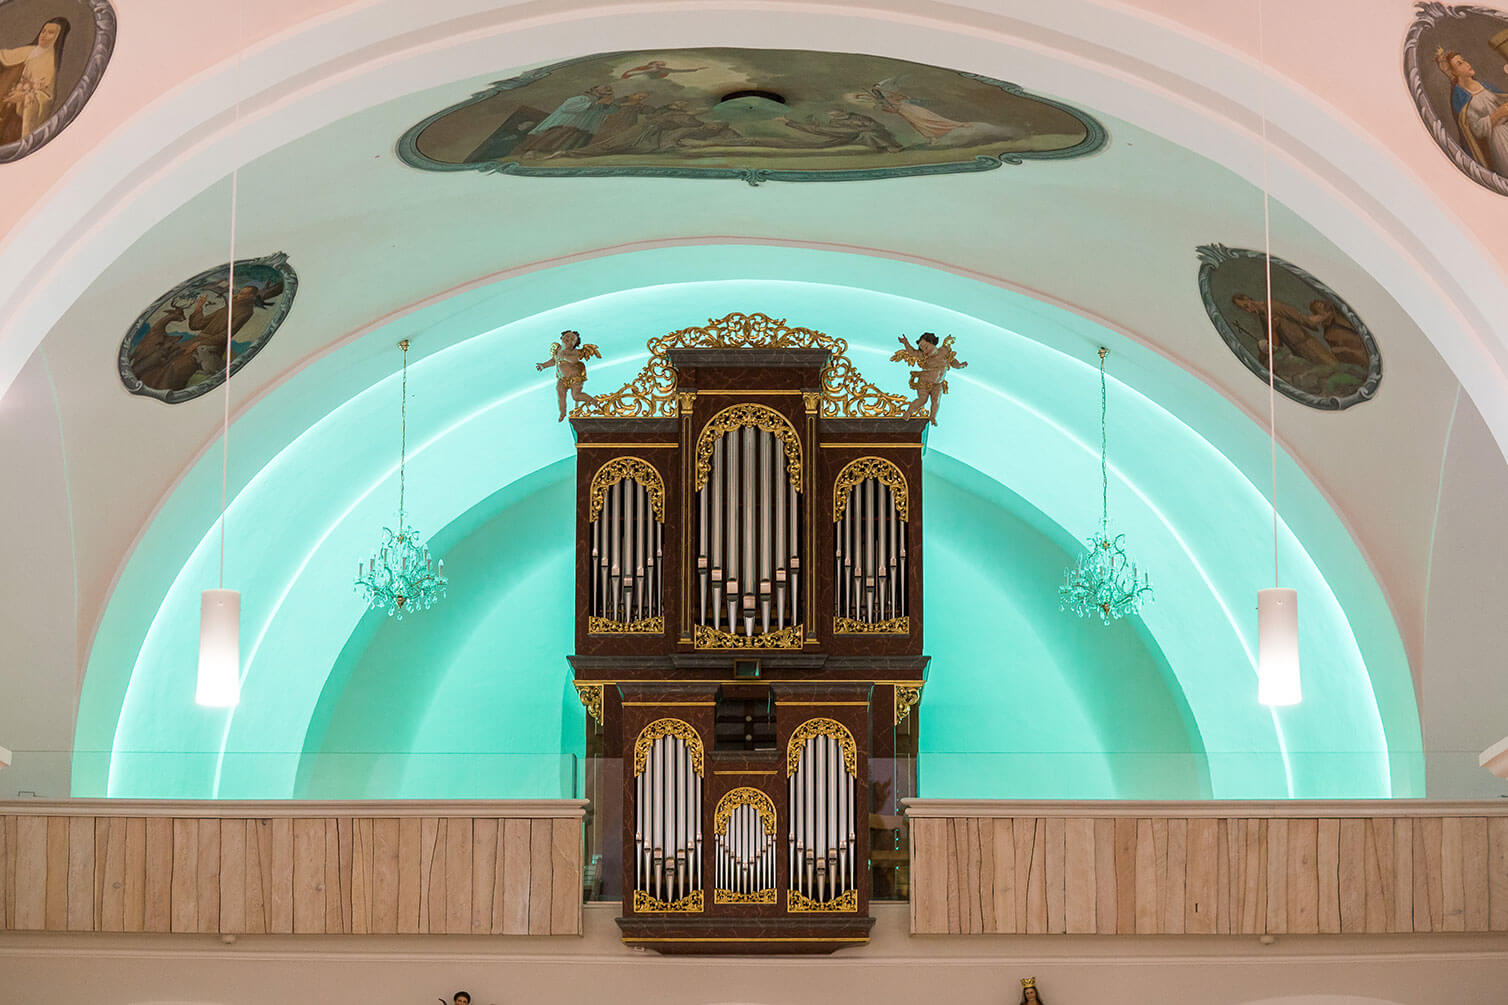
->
xmin=787 ymin=730 xmax=856 ymax=904
xmin=587 ymin=472 xmax=664 ymax=624
xmin=693 ymin=425 xmax=802 ymax=636
xmin=833 ymin=476 xmax=907 ymax=624
xmin=634 ymin=731 xmax=702 ymax=904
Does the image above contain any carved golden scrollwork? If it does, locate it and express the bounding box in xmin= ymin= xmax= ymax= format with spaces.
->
xmin=587 ymin=456 xmax=665 ymax=523
xmin=692 ymin=403 xmax=803 ymax=492
xmin=633 ymin=718 xmax=705 ymax=777
xmin=569 ymin=312 xmax=913 ymax=420
xmin=574 ymin=683 xmax=604 ymax=726
xmin=785 ymin=718 xmax=858 ymax=778
xmin=832 ymin=456 xmax=909 ymax=522
xmin=894 ymin=684 xmax=923 ymax=726
xmin=715 ymin=887 xmax=778 ymax=905
xmin=633 ymin=889 xmax=704 ymax=914
xmin=713 ymin=787 xmax=777 ymax=838
xmin=693 ymin=623 xmax=805 ymax=651
xmin=588 ymin=615 xmax=664 ymax=635
xmin=787 ymin=887 xmax=859 ymax=913
xmin=833 ymin=615 xmax=910 ymax=636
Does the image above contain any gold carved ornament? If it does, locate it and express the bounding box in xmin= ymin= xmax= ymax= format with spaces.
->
xmin=785 ymin=718 xmax=858 ymax=778
xmin=692 ymin=403 xmax=803 ymax=492
xmin=588 ymin=614 xmax=664 ymax=635
xmin=632 ymin=718 xmax=705 ymax=777
xmin=574 ymin=683 xmax=604 ymax=726
xmin=633 ymin=889 xmax=704 ymax=914
xmin=693 ymin=623 xmax=804 ymax=651
xmin=587 ymin=456 xmax=666 ymax=522
xmin=715 ymin=887 xmax=778 ymax=905
xmin=894 ymin=684 xmax=923 ymax=725
xmin=833 ymin=615 xmax=909 ymax=636
xmin=787 ymin=887 xmax=859 ymax=913
xmin=713 ymin=787 xmax=777 ymax=838
xmin=569 ymin=312 xmax=913 ymax=420
xmin=832 ymin=456 xmax=909 ymax=522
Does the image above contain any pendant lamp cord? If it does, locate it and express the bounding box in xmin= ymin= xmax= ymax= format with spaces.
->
xmin=1099 ymin=346 xmax=1109 ymax=535
xmin=219 ymin=2 xmax=244 ymax=591
xmin=1257 ymin=0 xmax=1280 ymax=589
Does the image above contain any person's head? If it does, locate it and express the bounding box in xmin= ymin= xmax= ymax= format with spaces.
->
xmin=1232 ymin=292 xmax=1261 ymax=314
xmin=588 ymin=84 xmax=614 ymax=100
xmin=1446 ymin=51 xmax=1476 ymax=82
xmin=453 ymin=993 xmax=471 ymax=1005
xmin=1308 ymin=298 xmax=1336 ymax=319
xmin=36 ymin=17 xmax=69 ymax=51
xmin=626 ymin=92 xmax=649 ymax=105
xmin=560 ymin=329 xmax=580 ymax=348
xmin=918 ymin=332 xmax=939 ymax=354
xmin=1020 ymin=978 xmax=1041 ymax=1004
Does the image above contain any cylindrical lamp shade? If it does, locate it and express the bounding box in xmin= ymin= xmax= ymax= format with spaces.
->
xmin=197 ymin=589 xmax=241 ymax=707
xmin=1257 ymin=587 xmax=1301 ymax=706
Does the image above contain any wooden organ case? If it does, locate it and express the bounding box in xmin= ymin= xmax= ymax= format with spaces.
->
xmin=568 ymin=314 xmax=928 ymax=955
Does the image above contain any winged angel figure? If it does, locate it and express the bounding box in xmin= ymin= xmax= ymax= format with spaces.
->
xmin=891 ymin=332 xmax=967 ymax=425
xmin=536 ymin=329 xmax=602 ymax=420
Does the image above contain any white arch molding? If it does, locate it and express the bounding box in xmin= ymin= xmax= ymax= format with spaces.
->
xmin=0 ymin=0 xmax=1506 ymax=467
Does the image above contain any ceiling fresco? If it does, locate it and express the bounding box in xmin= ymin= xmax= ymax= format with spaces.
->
xmin=1405 ymin=3 xmax=1508 ymax=197
xmin=1197 ymin=244 xmax=1382 ymax=411
xmin=117 ymin=252 xmax=298 ymax=404
xmin=0 ymin=0 xmax=115 ymax=163
xmin=398 ymin=48 xmax=1105 ymax=184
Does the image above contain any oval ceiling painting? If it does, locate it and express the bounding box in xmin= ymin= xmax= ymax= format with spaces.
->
xmin=118 ymin=252 xmax=298 ymax=404
xmin=398 ymin=48 xmax=1105 ymax=184
xmin=0 ymin=0 xmax=116 ymax=163
xmin=1196 ymin=244 xmax=1382 ymax=411
xmin=1405 ymin=3 xmax=1508 ymax=196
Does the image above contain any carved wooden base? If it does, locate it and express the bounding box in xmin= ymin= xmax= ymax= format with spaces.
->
xmin=616 ymin=914 xmax=875 ymax=955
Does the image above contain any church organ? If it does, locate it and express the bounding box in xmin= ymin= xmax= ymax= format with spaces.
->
xmin=568 ymin=313 xmax=929 ymax=954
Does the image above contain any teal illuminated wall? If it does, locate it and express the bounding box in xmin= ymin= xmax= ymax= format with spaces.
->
xmin=72 ymin=246 xmax=1423 ymax=801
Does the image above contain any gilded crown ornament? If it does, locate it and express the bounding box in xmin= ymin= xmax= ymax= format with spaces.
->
xmin=1059 ymin=347 xmax=1152 ymax=623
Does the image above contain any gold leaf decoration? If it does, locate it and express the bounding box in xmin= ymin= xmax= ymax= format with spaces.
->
xmin=693 ymin=623 xmax=804 ymax=651
xmin=713 ymin=787 xmax=777 ymax=838
xmin=574 ymin=683 xmax=604 ymax=726
xmin=832 ymin=456 xmax=909 ymax=522
xmin=787 ymin=887 xmax=859 ymax=913
xmin=587 ymin=456 xmax=665 ymax=523
xmin=632 ymin=889 xmax=704 ymax=914
xmin=692 ymin=403 xmax=803 ymax=492
xmin=714 ymin=887 xmax=778 ymax=905
xmin=894 ymin=684 xmax=923 ymax=726
xmin=785 ymin=717 xmax=858 ymax=778
xmin=588 ymin=614 xmax=664 ymax=635
xmin=833 ymin=615 xmax=909 ymax=636
xmin=569 ymin=312 xmax=914 ymax=420
xmin=632 ymin=718 xmax=705 ymax=777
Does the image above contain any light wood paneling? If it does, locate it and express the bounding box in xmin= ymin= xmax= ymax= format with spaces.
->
xmin=0 ymin=804 xmax=584 ymax=936
xmin=907 ymin=806 xmax=1508 ymax=936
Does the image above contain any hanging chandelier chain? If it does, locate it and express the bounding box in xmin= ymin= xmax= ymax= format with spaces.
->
xmin=1099 ymin=347 xmax=1109 ymax=533
xmin=399 ymin=340 xmax=408 ymax=523
xmin=1257 ymin=0 xmax=1280 ymax=589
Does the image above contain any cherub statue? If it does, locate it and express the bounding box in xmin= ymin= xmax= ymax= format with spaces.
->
xmin=890 ymin=331 xmax=968 ymax=426
xmin=536 ymin=329 xmax=602 ymax=421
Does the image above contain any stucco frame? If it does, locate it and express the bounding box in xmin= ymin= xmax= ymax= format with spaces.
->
xmin=0 ymin=0 xmax=117 ymax=163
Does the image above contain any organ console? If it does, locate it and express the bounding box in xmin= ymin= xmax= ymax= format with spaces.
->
xmin=567 ymin=312 xmax=931 ymax=954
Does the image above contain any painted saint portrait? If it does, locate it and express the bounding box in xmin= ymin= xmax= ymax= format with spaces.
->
xmin=1405 ymin=3 xmax=1508 ymax=196
xmin=118 ymin=252 xmax=298 ymax=404
xmin=398 ymin=48 xmax=1105 ymax=184
xmin=0 ymin=0 xmax=115 ymax=163
xmin=1196 ymin=244 xmax=1382 ymax=411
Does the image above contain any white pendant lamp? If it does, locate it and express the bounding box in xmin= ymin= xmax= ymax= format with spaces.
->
xmin=197 ymin=31 xmax=244 ymax=708
xmin=1254 ymin=0 xmax=1300 ymax=706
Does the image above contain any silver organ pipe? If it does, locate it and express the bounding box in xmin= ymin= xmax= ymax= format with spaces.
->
xmin=787 ymin=730 xmax=857 ymax=904
xmin=635 ymin=730 xmax=702 ymax=904
xmin=834 ymin=476 xmax=907 ymax=624
xmin=589 ymin=474 xmax=664 ymax=624
xmin=694 ymin=426 xmax=802 ymax=636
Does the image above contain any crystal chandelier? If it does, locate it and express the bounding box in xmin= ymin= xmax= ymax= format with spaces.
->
xmin=355 ymin=339 xmax=446 ymax=619
xmin=1060 ymin=347 xmax=1152 ymax=624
